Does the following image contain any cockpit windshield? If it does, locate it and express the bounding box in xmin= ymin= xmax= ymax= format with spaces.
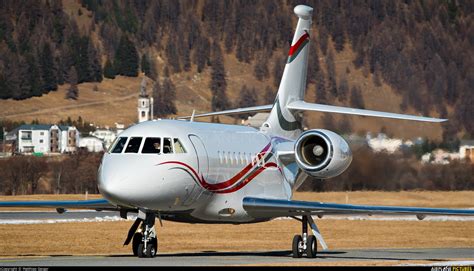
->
xmin=109 ymin=136 xmax=186 ymax=154
xmin=124 ymin=137 xmax=142 ymax=153
xmin=142 ymin=138 xmax=161 ymax=154
xmin=110 ymin=137 xmax=127 ymax=153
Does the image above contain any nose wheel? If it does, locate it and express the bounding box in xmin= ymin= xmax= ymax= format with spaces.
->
xmin=125 ymin=212 xmax=158 ymax=258
xmin=291 ymin=215 xmax=325 ymax=258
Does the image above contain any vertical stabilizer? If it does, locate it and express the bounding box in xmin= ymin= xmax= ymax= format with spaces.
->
xmin=264 ymin=5 xmax=313 ymax=139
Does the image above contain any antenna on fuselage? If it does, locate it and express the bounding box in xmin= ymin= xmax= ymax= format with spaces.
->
xmin=190 ymin=109 xmax=196 ymax=122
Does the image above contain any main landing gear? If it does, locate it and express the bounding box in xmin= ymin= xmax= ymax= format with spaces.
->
xmin=124 ymin=211 xmax=158 ymax=258
xmin=291 ymin=215 xmax=328 ymax=258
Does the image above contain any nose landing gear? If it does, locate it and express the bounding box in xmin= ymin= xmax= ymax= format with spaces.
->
xmin=124 ymin=211 xmax=158 ymax=258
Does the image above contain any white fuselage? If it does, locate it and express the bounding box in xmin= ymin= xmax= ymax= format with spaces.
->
xmin=98 ymin=119 xmax=297 ymax=223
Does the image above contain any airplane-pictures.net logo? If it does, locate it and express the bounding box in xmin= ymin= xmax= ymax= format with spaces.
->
xmin=432 ymin=266 xmax=472 ymax=271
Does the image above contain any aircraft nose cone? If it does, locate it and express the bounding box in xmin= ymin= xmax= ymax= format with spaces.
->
xmin=98 ymin=158 xmax=132 ymax=207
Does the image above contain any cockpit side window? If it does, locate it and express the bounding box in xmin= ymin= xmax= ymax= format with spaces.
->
xmin=124 ymin=137 xmax=142 ymax=153
xmin=142 ymin=137 xmax=162 ymax=154
xmin=163 ymin=138 xmax=173 ymax=154
xmin=110 ymin=137 xmax=128 ymax=153
xmin=173 ymin=138 xmax=186 ymax=153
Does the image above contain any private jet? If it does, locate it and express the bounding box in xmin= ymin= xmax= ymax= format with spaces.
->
xmin=1 ymin=5 xmax=473 ymax=259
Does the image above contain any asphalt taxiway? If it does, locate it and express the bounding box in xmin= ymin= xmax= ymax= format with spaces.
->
xmin=0 ymin=248 xmax=473 ymax=266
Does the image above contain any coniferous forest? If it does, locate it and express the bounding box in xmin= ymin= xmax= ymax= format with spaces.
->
xmin=0 ymin=0 xmax=473 ymax=139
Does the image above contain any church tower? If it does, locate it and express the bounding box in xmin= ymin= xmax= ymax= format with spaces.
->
xmin=137 ymin=77 xmax=154 ymax=123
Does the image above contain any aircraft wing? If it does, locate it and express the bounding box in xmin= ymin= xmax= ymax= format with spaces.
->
xmin=287 ymin=101 xmax=447 ymax=123
xmin=243 ymin=197 xmax=474 ymax=219
xmin=0 ymin=198 xmax=119 ymax=211
xmin=178 ymin=104 xmax=273 ymax=119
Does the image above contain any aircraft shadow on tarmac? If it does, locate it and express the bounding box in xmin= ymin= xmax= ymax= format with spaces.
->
xmin=106 ymin=250 xmax=346 ymax=258
xmin=104 ymin=250 xmax=449 ymax=262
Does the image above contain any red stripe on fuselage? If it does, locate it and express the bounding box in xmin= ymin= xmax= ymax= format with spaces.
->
xmin=157 ymin=143 xmax=272 ymax=192
xmin=288 ymin=32 xmax=310 ymax=56
xmin=213 ymin=162 xmax=278 ymax=194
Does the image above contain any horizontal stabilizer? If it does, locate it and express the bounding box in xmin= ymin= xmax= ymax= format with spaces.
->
xmin=287 ymin=101 xmax=447 ymax=123
xmin=178 ymin=104 xmax=272 ymax=119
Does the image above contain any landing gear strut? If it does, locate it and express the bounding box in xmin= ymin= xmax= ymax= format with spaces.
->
xmin=291 ymin=215 xmax=327 ymax=258
xmin=136 ymin=212 xmax=158 ymax=258
xmin=124 ymin=212 xmax=158 ymax=258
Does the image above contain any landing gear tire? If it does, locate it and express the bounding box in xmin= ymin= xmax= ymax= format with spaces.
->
xmin=132 ymin=232 xmax=142 ymax=256
xmin=306 ymin=235 xmax=317 ymax=258
xmin=292 ymin=234 xmax=303 ymax=258
xmin=152 ymin=237 xmax=158 ymax=254
xmin=145 ymin=243 xmax=157 ymax=258
xmin=137 ymin=243 xmax=145 ymax=258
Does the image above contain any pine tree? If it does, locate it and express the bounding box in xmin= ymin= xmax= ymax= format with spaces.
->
xmin=161 ymin=78 xmax=177 ymax=115
xmin=4 ymin=54 xmax=21 ymax=100
xmin=152 ymin=81 xmax=164 ymax=117
xmin=332 ymin=14 xmax=345 ymax=52
xmin=66 ymin=66 xmax=79 ymax=100
xmin=114 ymin=35 xmax=138 ymax=77
xmin=26 ymin=54 xmax=43 ymax=98
xmin=75 ymin=36 xmax=90 ymax=83
xmin=209 ymin=41 xmax=229 ymax=111
xmin=315 ymin=72 xmax=328 ymax=104
xmin=264 ymin=86 xmax=276 ymax=104
xmin=141 ymin=54 xmax=150 ymax=75
xmin=103 ymin=59 xmax=115 ymax=79
xmin=87 ymin=38 xmax=102 ymax=82
xmin=40 ymin=42 xmax=58 ymax=92
xmin=166 ymin=37 xmax=181 ymax=73
xmin=272 ymin=58 xmax=284 ymax=88
xmin=183 ymin=44 xmax=191 ymax=72
xmin=195 ymin=36 xmax=210 ymax=73
xmin=0 ymin=73 xmax=10 ymax=99
xmin=337 ymin=76 xmax=349 ymax=102
xmin=254 ymin=54 xmax=269 ymax=81
xmin=237 ymin=85 xmax=258 ymax=118
xmin=326 ymin=49 xmax=337 ymax=98
xmin=307 ymin=42 xmax=320 ymax=84
xmin=350 ymin=85 xmax=365 ymax=109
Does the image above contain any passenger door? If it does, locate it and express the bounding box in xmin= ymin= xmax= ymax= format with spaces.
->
xmin=182 ymin=134 xmax=209 ymax=206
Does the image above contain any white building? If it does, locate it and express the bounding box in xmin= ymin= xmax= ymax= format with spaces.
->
xmin=138 ymin=77 xmax=154 ymax=123
xmin=91 ymin=129 xmax=116 ymax=149
xmin=15 ymin=124 xmax=80 ymax=155
xmin=90 ymin=123 xmax=125 ymax=149
xmin=79 ymin=136 xmax=104 ymax=152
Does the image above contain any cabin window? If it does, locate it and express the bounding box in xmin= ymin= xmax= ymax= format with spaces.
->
xmin=173 ymin=138 xmax=186 ymax=153
xmin=110 ymin=137 xmax=128 ymax=153
xmin=235 ymin=152 xmax=240 ymax=165
xmin=125 ymin=137 xmax=142 ymax=153
xmin=163 ymin=138 xmax=173 ymax=154
xmin=142 ymin=138 xmax=162 ymax=154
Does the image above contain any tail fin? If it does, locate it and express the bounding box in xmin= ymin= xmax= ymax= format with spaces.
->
xmin=177 ymin=5 xmax=446 ymax=126
xmin=264 ymin=5 xmax=313 ymax=139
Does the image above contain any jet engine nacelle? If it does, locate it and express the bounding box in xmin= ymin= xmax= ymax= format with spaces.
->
xmin=294 ymin=129 xmax=352 ymax=179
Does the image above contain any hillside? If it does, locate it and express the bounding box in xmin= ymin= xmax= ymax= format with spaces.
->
xmin=0 ymin=46 xmax=444 ymax=140
xmin=0 ymin=0 xmax=472 ymax=142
